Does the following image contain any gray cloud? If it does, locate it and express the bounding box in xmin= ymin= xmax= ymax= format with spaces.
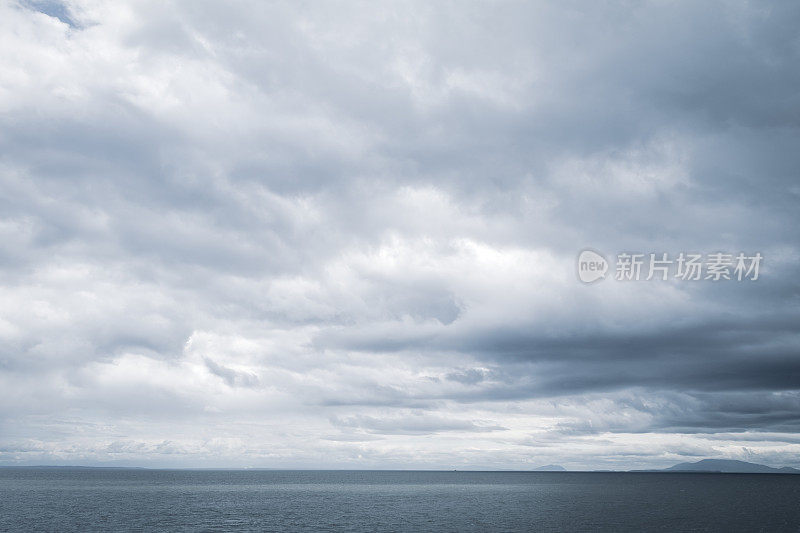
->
xmin=0 ymin=0 xmax=798 ymax=470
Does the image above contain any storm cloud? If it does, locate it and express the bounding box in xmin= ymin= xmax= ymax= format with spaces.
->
xmin=0 ymin=0 xmax=799 ymax=470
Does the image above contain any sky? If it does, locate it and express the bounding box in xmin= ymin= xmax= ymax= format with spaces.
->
xmin=0 ymin=0 xmax=799 ymax=470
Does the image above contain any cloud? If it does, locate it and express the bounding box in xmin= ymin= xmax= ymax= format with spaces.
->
xmin=330 ymin=413 xmax=507 ymax=435
xmin=0 ymin=0 xmax=799 ymax=469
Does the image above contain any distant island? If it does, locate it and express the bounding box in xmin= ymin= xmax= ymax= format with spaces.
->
xmin=531 ymin=464 xmax=566 ymax=471
xmin=658 ymin=459 xmax=800 ymax=474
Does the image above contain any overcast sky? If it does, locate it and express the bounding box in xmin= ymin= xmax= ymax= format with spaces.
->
xmin=1 ymin=0 xmax=799 ymax=470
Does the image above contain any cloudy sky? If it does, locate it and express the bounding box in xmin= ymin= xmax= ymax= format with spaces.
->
xmin=1 ymin=0 xmax=799 ymax=470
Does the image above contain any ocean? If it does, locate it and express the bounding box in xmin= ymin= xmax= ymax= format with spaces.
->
xmin=1 ymin=468 xmax=799 ymax=532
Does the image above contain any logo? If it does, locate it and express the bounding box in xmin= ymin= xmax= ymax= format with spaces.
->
xmin=577 ymin=249 xmax=608 ymax=283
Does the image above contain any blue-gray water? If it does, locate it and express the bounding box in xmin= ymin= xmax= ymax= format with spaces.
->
xmin=1 ymin=469 xmax=799 ymax=532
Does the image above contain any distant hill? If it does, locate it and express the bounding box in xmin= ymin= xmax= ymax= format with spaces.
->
xmin=531 ymin=464 xmax=566 ymax=471
xmin=663 ymin=459 xmax=800 ymax=474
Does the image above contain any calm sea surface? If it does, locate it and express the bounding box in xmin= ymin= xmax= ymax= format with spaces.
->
xmin=1 ymin=468 xmax=799 ymax=532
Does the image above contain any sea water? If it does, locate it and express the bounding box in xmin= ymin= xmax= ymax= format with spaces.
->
xmin=1 ymin=468 xmax=799 ymax=532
